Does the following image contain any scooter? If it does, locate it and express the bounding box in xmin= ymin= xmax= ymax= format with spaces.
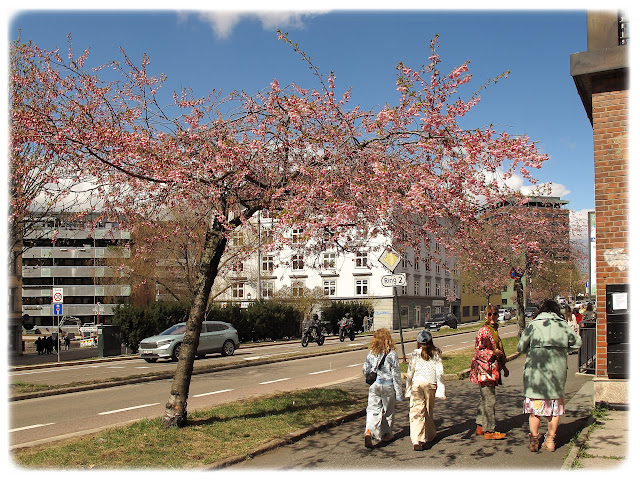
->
xmin=338 ymin=317 xmax=355 ymax=342
xmin=301 ymin=321 xmax=327 ymax=347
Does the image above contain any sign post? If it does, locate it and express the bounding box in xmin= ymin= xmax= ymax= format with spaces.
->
xmin=52 ymin=288 xmax=63 ymax=362
xmin=378 ymin=248 xmax=406 ymax=362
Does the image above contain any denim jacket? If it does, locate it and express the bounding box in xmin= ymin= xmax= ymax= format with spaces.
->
xmin=363 ymin=349 xmax=402 ymax=397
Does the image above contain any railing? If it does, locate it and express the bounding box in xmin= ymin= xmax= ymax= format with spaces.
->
xmin=578 ymin=321 xmax=597 ymax=374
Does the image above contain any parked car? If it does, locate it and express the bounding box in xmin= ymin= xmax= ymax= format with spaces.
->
xmin=498 ymin=308 xmax=512 ymax=323
xmin=525 ymin=307 xmax=537 ymax=319
xmin=425 ymin=313 xmax=458 ymax=331
xmin=138 ymin=321 xmax=239 ymax=363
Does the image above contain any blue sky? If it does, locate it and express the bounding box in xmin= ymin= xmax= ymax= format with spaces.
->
xmin=7 ymin=5 xmax=607 ymax=218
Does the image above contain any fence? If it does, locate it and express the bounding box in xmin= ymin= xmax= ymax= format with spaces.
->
xmin=578 ymin=321 xmax=596 ymax=374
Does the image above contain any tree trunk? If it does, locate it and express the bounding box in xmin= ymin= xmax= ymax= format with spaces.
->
xmin=514 ymin=276 xmax=525 ymax=336
xmin=162 ymin=220 xmax=228 ymax=427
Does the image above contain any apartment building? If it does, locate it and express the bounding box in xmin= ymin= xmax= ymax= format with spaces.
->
xmin=21 ymin=213 xmax=131 ymax=327
xmin=214 ymin=212 xmax=460 ymax=331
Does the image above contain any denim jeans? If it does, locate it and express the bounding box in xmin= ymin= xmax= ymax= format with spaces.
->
xmin=365 ymin=382 xmax=396 ymax=440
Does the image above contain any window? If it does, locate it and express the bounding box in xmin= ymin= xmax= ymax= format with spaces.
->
xmin=355 ymin=279 xmax=369 ymax=296
xmin=323 ymin=252 xmax=336 ymax=269
xmin=262 ymin=255 xmax=274 ymax=272
xmin=435 ymin=283 xmax=441 ymax=296
xmin=292 ymin=254 xmax=304 ymax=270
xmin=425 ymin=260 xmax=430 ymax=271
xmin=414 ymin=280 xmax=420 ymax=296
xmin=231 ymin=231 xmax=243 ymax=247
xmin=414 ymin=257 xmax=420 ymax=270
xmin=292 ymin=280 xmax=305 ymax=297
xmin=232 ymin=261 xmax=244 ymax=272
xmin=472 ymin=306 xmax=480 ymax=316
xmin=463 ymin=306 xmax=470 ymax=317
xmin=436 ymin=263 xmax=440 ymax=274
xmin=231 ymin=283 xmax=244 ymax=298
xmin=260 ymin=281 xmax=274 ymax=299
xmin=323 ymin=280 xmax=336 ymax=296
xmin=401 ymin=256 xmax=408 ymax=269
xmin=425 ymin=281 xmax=430 ymax=296
xmin=355 ymin=252 xmax=368 ymax=268
xmin=292 ymin=228 xmax=304 ymax=244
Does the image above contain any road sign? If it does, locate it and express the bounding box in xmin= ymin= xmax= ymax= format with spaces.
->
xmin=378 ymin=248 xmax=401 ymax=272
xmin=52 ymin=287 xmax=64 ymax=303
xmin=53 ymin=303 xmax=63 ymax=316
xmin=381 ymin=273 xmax=407 ymax=287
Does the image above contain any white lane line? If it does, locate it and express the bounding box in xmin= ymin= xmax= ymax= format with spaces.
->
xmin=135 ymin=366 xmax=152 ymax=369
xmin=107 ymin=366 xmax=126 ymax=369
xmin=98 ymin=403 xmax=160 ymax=416
xmin=193 ymin=389 xmax=233 ymax=398
xmin=308 ymin=369 xmax=334 ymax=375
xmin=259 ymin=378 xmax=291 ymax=385
xmin=243 ymin=356 xmax=264 ymax=361
xmin=347 ymin=363 xmax=362 ymax=368
xmin=9 ymin=364 xmax=101 ymax=376
xmin=10 ymin=422 xmax=55 ymax=433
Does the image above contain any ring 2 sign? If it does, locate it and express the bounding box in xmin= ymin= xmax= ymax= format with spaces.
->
xmin=381 ymin=273 xmax=407 ymax=287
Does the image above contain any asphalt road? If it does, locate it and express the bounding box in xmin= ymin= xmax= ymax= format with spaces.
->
xmin=10 ymin=325 xmax=518 ymax=449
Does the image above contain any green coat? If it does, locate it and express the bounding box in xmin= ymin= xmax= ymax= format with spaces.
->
xmin=517 ymin=312 xmax=582 ymax=399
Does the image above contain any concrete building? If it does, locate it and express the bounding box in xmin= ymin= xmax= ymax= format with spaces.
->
xmin=21 ymin=213 xmax=131 ymax=327
xmin=214 ymin=212 xmax=460 ymax=331
xmin=570 ymin=11 xmax=629 ymax=406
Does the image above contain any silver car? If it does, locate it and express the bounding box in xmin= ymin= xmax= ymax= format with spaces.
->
xmin=138 ymin=321 xmax=239 ymax=363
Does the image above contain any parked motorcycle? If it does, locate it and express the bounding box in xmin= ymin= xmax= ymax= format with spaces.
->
xmin=338 ymin=315 xmax=355 ymax=342
xmin=301 ymin=315 xmax=327 ymax=347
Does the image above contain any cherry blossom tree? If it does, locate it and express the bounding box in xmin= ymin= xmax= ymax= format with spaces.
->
xmin=10 ymin=33 xmax=547 ymax=426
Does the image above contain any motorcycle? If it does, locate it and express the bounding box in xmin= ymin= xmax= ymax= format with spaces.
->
xmin=301 ymin=321 xmax=327 ymax=347
xmin=338 ymin=317 xmax=355 ymax=342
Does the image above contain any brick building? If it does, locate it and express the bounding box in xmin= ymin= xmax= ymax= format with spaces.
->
xmin=571 ymin=12 xmax=629 ymax=405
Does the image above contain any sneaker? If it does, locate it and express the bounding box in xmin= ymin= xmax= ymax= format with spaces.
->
xmin=484 ymin=431 xmax=507 ymax=440
xmin=475 ymin=425 xmax=484 ymax=435
xmin=364 ymin=430 xmax=373 ymax=448
xmin=413 ymin=443 xmax=424 ymax=451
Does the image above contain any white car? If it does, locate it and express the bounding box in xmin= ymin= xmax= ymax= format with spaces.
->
xmin=498 ymin=308 xmax=512 ymax=323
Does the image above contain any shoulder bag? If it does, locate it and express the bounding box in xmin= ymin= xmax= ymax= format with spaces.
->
xmin=365 ymin=352 xmax=388 ymax=385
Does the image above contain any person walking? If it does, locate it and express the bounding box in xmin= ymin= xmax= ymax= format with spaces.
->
xmin=470 ymin=304 xmax=509 ymax=440
xmin=362 ymin=328 xmax=403 ymax=448
xmin=405 ymin=330 xmax=446 ymax=450
xmin=517 ymin=299 xmax=582 ymax=452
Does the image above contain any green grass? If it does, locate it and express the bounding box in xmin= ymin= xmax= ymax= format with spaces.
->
xmin=12 ymin=388 xmax=365 ymax=469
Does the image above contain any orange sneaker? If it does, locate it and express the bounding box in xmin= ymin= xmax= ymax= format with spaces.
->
xmin=475 ymin=425 xmax=484 ymax=435
xmin=484 ymin=431 xmax=507 ymax=440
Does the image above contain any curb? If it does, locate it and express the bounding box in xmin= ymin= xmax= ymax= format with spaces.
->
xmin=206 ymin=406 xmax=367 ymax=469
xmin=561 ymin=414 xmax=596 ymax=470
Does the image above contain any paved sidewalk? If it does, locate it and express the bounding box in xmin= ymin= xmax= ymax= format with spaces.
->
xmin=223 ymin=353 xmax=607 ymax=470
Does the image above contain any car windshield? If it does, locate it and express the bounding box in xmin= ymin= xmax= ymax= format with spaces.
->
xmin=432 ymin=314 xmax=446 ymax=320
xmin=160 ymin=324 xmax=187 ymax=336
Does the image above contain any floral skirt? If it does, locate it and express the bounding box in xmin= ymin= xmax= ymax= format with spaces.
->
xmin=522 ymin=397 xmax=565 ymax=417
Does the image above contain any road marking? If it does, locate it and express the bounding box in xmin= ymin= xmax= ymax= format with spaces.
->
xmin=308 ymin=369 xmax=334 ymax=375
xmin=9 ymin=364 xmax=101 ymax=376
xmin=107 ymin=366 xmax=126 ymax=369
xmin=243 ymin=356 xmax=265 ymax=360
xmin=347 ymin=363 xmax=362 ymax=367
xmin=193 ymin=389 xmax=233 ymax=398
xmin=135 ymin=366 xmax=152 ymax=369
xmin=98 ymin=403 xmax=160 ymax=415
xmin=9 ymin=423 xmax=55 ymax=433
xmin=259 ymin=377 xmax=290 ymax=385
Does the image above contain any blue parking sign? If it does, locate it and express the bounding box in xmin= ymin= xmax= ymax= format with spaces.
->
xmin=53 ymin=303 xmax=63 ymax=316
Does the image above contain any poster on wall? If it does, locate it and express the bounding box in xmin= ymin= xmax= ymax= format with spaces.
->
xmin=588 ymin=211 xmax=596 ymax=297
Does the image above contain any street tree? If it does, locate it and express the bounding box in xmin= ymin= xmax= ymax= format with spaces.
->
xmin=10 ymin=33 xmax=547 ymax=426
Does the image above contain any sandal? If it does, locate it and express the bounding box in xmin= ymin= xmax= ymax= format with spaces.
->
xmin=528 ymin=433 xmax=540 ymax=452
xmin=541 ymin=433 xmax=556 ymax=452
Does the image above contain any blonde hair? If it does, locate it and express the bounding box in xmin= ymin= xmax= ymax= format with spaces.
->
xmin=370 ymin=328 xmax=395 ymax=355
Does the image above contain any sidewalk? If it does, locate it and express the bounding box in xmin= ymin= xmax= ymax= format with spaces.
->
xmin=221 ymin=354 xmax=628 ymax=470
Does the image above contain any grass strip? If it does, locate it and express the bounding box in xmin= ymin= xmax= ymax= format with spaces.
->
xmin=12 ymin=387 xmax=365 ymax=469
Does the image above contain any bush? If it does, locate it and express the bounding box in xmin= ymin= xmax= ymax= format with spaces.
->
xmin=112 ymin=301 xmax=190 ymax=352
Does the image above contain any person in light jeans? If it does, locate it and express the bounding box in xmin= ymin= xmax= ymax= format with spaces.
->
xmin=405 ymin=330 xmax=446 ymax=450
xmin=362 ymin=328 xmax=402 ymax=447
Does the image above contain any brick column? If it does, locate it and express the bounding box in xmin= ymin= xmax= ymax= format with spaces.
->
xmin=592 ymin=83 xmax=628 ymax=378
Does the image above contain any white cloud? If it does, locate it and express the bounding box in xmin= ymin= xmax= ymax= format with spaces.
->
xmin=196 ymin=11 xmax=324 ymax=39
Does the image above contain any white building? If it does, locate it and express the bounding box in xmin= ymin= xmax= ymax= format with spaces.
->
xmin=21 ymin=214 xmax=131 ymax=326
xmin=214 ymin=212 xmax=460 ymax=331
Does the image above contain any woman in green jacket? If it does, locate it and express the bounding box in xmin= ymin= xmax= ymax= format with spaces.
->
xmin=517 ymin=299 xmax=582 ymax=453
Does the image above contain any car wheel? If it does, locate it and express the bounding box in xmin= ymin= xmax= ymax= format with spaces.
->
xmin=221 ymin=340 xmax=235 ymax=357
xmin=172 ymin=343 xmax=182 ymax=362
xmin=144 ymin=358 xmax=157 ymax=363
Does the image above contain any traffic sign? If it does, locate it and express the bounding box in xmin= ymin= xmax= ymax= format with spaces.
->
xmin=53 ymin=303 xmax=63 ymax=316
xmin=378 ymin=247 xmax=401 ymax=272
xmin=52 ymin=287 xmax=64 ymax=303
xmin=381 ymin=273 xmax=407 ymax=287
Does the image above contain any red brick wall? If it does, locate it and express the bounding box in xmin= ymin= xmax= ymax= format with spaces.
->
xmin=592 ymin=84 xmax=629 ymax=377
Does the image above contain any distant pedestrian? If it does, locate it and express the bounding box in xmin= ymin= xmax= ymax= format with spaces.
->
xmin=35 ymin=337 xmax=43 ymax=355
xmin=64 ymin=334 xmax=71 ymax=350
xmin=405 ymin=330 xmax=445 ymax=450
xmin=45 ymin=336 xmax=53 ymax=354
xmin=470 ymin=304 xmax=509 ymax=440
xmin=573 ymin=307 xmax=583 ymax=326
xmin=582 ymin=303 xmax=596 ymax=323
xmin=362 ymin=328 xmax=403 ymax=448
xmin=562 ymin=305 xmax=579 ymax=335
xmin=517 ymin=299 xmax=582 ymax=452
